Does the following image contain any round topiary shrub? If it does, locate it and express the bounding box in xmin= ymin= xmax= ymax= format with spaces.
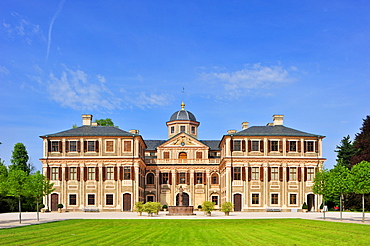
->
xmin=57 ymin=204 xmax=64 ymax=209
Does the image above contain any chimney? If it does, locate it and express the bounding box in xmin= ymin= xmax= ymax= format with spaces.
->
xmin=273 ymin=115 xmax=284 ymax=126
xmin=227 ymin=130 xmax=237 ymax=135
xmin=242 ymin=122 xmax=249 ymax=130
xmin=82 ymin=114 xmax=93 ymax=126
xmin=129 ymin=129 xmax=140 ymax=135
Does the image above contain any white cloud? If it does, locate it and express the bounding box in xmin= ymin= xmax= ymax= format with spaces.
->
xmin=200 ymin=63 xmax=296 ymax=99
xmin=123 ymin=92 xmax=173 ymax=109
xmin=0 ymin=66 xmax=10 ymax=75
xmin=46 ymin=0 xmax=65 ymax=61
xmin=96 ymin=74 xmax=106 ymax=83
xmin=46 ymin=68 xmax=121 ymax=111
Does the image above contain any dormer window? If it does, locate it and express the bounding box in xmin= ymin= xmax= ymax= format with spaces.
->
xmin=180 ymin=126 xmax=185 ymax=132
xmin=191 ymin=126 xmax=195 ymax=134
xmin=171 ymin=126 xmax=175 ymax=134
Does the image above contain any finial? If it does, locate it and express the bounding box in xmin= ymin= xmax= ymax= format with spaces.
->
xmin=181 ymin=101 xmax=185 ymax=110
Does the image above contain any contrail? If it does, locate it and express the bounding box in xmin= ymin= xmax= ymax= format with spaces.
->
xmin=46 ymin=0 xmax=65 ymax=62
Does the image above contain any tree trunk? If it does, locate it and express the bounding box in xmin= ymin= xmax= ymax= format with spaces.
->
xmin=362 ymin=194 xmax=365 ymax=223
xmin=37 ymin=200 xmax=39 ymax=221
xmin=323 ymin=200 xmax=326 ymax=220
xmin=18 ymin=196 xmax=22 ymax=224
xmin=340 ymin=194 xmax=343 ymax=221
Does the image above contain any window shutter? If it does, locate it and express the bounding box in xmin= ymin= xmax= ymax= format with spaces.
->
xmin=203 ymin=172 xmax=206 ymax=184
xmin=47 ymin=140 xmax=51 ymax=152
xmin=77 ymin=141 xmax=81 ymax=152
xmin=260 ymin=167 xmax=264 ymax=181
xmin=95 ymin=141 xmax=99 ymax=152
xmin=84 ymin=167 xmax=87 ymax=181
xmin=84 ymin=141 xmax=87 ymax=152
xmin=231 ymin=167 xmax=234 ymax=181
xmin=297 ymin=168 xmax=301 ymax=181
xmin=194 ymin=173 xmax=197 ymax=185
xmin=315 ymin=141 xmax=318 ymax=153
xmin=59 ymin=167 xmax=62 ymax=181
xmin=286 ymin=167 xmax=290 ymax=182
xmin=242 ymin=167 xmax=246 ymax=181
xmin=59 ymin=141 xmax=63 ymax=153
xmin=169 ymin=171 xmax=172 ymax=185
xmin=66 ymin=141 xmax=69 ymax=152
xmin=298 ymin=141 xmax=301 ymax=153
xmin=160 ymin=172 xmax=163 ymax=185
xmin=279 ymin=167 xmax=283 ymax=181
xmin=114 ymin=167 xmax=118 ymax=181
xmin=131 ymin=166 xmax=135 ymax=180
xmin=187 ymin=172 xmax=190 ymax=185
xmin=242 ymin=140 xmax=246 ymax=152
xmin=286 ymin=140 xmax=289 ymax=152
xmin=102 ymin=167 xmax=106 ymax=181
xmin=230 ymin=140 xmax=234 ymax=152
xmin=176 ymin=172 xmax=179 ymax=185
xmin=268 ymin=140 xmax=271 ymax=152
xmin=119 ymin=167 xmax=123 ymax=180
xmin=304 ymin=167 xmax=307 ymax=182
xmin=95 ymin=167 xmax=99 ymax=181
xmin=248 ymin=140 xmax=251 ymax=152
xmin=47 ymin=167 xmax=51 ymax=180
xmin=65 ymin=167 xmax=69 ymax=181
xmin=260 ymin=141 xmax=264 ymax=152
xmin=77 ymin=167 xmax=80 ymax=181
xmin=248 ymin=167 xmax=251 ymax=181
xmin=268 ymin=167 xmax=271 ymax=181
xmin=279 ymin=141 xmax=283 ymax=152
xmin=304 ymin=141 xmax=307 ymax=153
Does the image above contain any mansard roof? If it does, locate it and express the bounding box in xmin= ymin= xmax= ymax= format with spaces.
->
xmin=229 ymin=125 xmax=324 ymax=138
xmin=41 ymin=125 xmax=135 ymax=138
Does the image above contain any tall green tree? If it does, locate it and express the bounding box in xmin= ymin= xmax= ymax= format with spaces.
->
xmin=28 ymin=171 xmax=55 ymax=221
xmin=350 ymin=161 xmax=370 ymax=223
xmin=94 ymin=118 xmax=116 ymax=127
xmin=9 ymin=143 xmax=31 ymax=175
xmin=312 ymin=168 xmax=329 ymax=219
xmin=352 ymin=115 xmax=370 ymax=166
xmin=335 ymin=135 xmax=357 ymax=169
xmin=7 ymin=170 xmax=30 ymax=223
xmin=0 ymin=159 xmax=8 ymax=196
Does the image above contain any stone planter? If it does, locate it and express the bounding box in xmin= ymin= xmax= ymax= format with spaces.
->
xmin=137 ymin=212 xmax=142 ymax=216
xmin=206 ymin=212 xmax=211 ymax=216
xmin=224 ymin=212 xmax=230 ymax=216
xmin=58 ymin=208 xmax=62 ymax=213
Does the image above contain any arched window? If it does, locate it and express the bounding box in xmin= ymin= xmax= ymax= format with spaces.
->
xmin=211 ymin=173 xmax=219 ymax=184
xmin=179 ymin=152 xmax=187 ymax=159
xmin=147 ymin=173 xmax=154 ymax=184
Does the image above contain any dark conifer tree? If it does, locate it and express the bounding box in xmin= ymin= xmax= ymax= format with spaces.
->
xmin=352 ymin=115 xmax=370 ymax=167
xmin=335 ymin=135 xmax=357 ymax=169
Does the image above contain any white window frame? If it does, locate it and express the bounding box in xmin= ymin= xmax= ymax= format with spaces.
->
xmin=105 ymin=193 xmax=114 ymax=206
xmin=270 ymin=193 xmax=280 ymax=206
xmin=69 ymin=193 xmax=78 ymax=206
xmin=251 ymin=192 xmax=260 ymax=206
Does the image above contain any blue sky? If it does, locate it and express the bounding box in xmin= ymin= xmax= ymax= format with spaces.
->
xmin=0 ymin=0 xmax=369 ymax=171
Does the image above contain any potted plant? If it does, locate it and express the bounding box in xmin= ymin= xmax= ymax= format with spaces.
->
xmin=143 ymin=202 xmax=158 ymax=217
xmin=221 ymin=202 xmax=234 ymax=216
xmin=202 ymin=201 xmax=215 ymax=216
xmin=302 ymin=202 xmax=308 ymax=213
xmin=57 ymin=204 xmax=64 ymax=213
xmin=134 ymin=201 xmax=144 ymax=216
xmin=162 ymin=204 xmax=168 ymax=212
xmin=40 ymin=204 xmax=46 ymax=213
xmin=197 ymin=205 xmax=202 ymax=211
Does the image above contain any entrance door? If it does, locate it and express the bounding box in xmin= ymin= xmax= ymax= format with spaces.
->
xmin=176 ymin=192 xmax=189 ymax=206
xmin=51 ymin=193 xmax=58 ymax=211
xmin=307 ymin=194 xmax=315 ymax=212
xmin=123 ymin=193 xmax=131 ymax=211
xmin=234 ymin=194 xmax=242 ymax=211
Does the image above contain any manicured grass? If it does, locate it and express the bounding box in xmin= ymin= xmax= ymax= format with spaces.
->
xmin=0 ymin=219 xmax=369 ymax=245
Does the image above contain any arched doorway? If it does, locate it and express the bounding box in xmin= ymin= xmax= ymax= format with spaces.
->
xmin=122 ymin=193 xmax=131 ymax=211
xmin=176 ymin=192 xmax=189 ymax=206
xmin=179 ymin=152 xmax=187 ymax=159
xmin=234 ymin=194 xmax=242 ymax=211
xmin=51 ymin=193 xmax=59 ymax=211
xmin=307 ymin=194 xmax=315 ymax=212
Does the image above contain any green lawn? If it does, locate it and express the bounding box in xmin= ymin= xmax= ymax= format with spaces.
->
xmin=0 ymin=219 xmax=369 ymax=245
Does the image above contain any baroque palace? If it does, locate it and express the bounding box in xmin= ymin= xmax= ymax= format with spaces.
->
xmin=40 ymin=103 xmax=325 ymax=212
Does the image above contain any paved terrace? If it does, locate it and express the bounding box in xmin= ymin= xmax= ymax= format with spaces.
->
xmin=0 ymin=211 xmax=369 ymax=229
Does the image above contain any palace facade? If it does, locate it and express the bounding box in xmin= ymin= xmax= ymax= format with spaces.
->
xmin=40 ymin=103 xmax=325 ymax=212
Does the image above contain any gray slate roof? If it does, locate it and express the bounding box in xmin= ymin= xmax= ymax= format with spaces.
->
xmin=199 ymin=140 xmax=221 ymax=150
xmin=41 ymin=126 xmax=135 ymax=137
xmin=144 ymin=139 xmax=220 ymax=150
xmin=229 ymin=125 xmax=323 ymax=137
xmin=169 ymin=110 xmax=197 ymax=122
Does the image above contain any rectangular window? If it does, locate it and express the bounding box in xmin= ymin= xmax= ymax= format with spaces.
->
xmin=196 ymin=152 xmax=202 ymax=159
xmin=271 ymin=167 xmax=278 ymax=180
xmin=212 ymin=196 xmax=218 ymax=205
xmin=212 ymin=174 xmax=218 ymax=184
xmin=289 ymin=141 xmax=297 ymax=152
xmin=233 ymin=140 xmax=241 ymax=151
xmin=171 ymin=126 xmax=174 ymax=134
xmin=252 ymin=193 xmax=259 ymax=204
xmin=106 ymin=141 xmax=114 ymax=152
xmin=106 ymin=167 xmax=114 ymax=180
xmin=163 ymin=152 xmax=170 ymax=159
xmin=123 ymin=141 xmax=131 ymax=152
xmin=88 ymin=167 xmax=95 ymax=180
xmin=51 ymin=167 xmax=59 ymax=180
xmin=271 ymin=141 xmax=278 ymax=152
xmin=106 ymin=194 xmax=114 ymax=205
xmin=179 ymin=172 xmax=186 ymax=184
xmin=180 ymin=126 xmax=185 ymax=132
xmin=88 ymin=194 xmax=95 ymax=205
xmin=306 ymin=141 xmax=314 ymax=152
xmin=233 ymin=167 xmax=241 ymax=180
xmin=87 ymin=141 xmax=95 ymax=152
xmin=69 ymin=167 xmax=77 ymax=180
xmin=251 ymin=141 xmax=259 ymax=151
xmin=271 ymin=194 xmax=279 ymax=205
xmin=69 ymin=194 xmax=77 ymax=205
xmin=124 ymin=167 xmax=131 ymax=180
xmin=289 ymin=167 xmax=297 ymax=181
xmin=251 ymin=167 xmax=259 ymax=180
xmin=290 ymin=194 xmax=297 ymax=205
xmin=162 ymin=173 xmax=169 ymax=184
xmin=51 ymin=141 xmax=59 ymax=152
xmin=307 ymin=167 xmax=315 ymax=181
xmin=196 ymin=173 xmax=203 ymax=184
xmin=69 ymin=141 xmax=77 ymax=152
xmin=191 ymin=126 xmax=195 ymax=134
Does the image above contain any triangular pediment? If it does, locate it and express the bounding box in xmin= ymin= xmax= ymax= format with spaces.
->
xmin=158 ymin=133 xmax=208 ymax=149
